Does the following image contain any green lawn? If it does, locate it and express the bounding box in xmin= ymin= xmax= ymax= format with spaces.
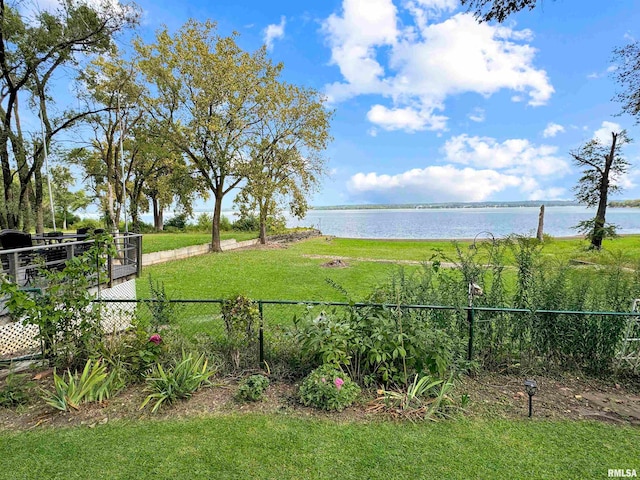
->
xmin=139 ymin=234 xmax=640 ymax=302
xmin=0 ymin=415 xmax=637 ymax=479
xmin=140 ymin=246 xmax=406 ymax=301
xmin=142 ymin=231 xmax=258 ymax=254
xmin=289 ymin=235 xmax=640 ymax=266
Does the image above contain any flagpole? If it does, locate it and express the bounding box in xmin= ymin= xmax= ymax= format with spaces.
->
xmin=40 ymin=109 xmax=56 ymax=231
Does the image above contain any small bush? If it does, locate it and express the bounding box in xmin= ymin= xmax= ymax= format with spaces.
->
xmin=73 ymin=218 xmax=102 ymax=231
xmin=164 ymin=213 xmax=188 ymax=230
xmin=41 ymin=359 xmax=115 ymax=411
xmin=221 ymin=295 xmax=259 ymax=370
xmin=141 ymin=351 xmax=215 ymax=413
xmin=232 ymin=215 xmax=259 ymax=231
xmin=220 ymin=215 xmax=232 ymax=232
xmin=237 ymin=374 xmax=270 ymax=402
xmin=299 ymin=364 xmax=360 ymax=412
xmin=0 ymin=373 xmax=33 ymax=408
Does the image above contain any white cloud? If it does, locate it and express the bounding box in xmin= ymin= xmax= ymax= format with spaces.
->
xmin=322 ymin=1 xmax=553 ymax=132
xmin=542 ymin=122 xmax=565 ymax=138
xmin=468 ymin=107 xmax=485 ymax=123
xmin=366 ymin=104 xmax=447 ymax=132
xmin=443 ymin=134 xmax=570 ymax=177
xmin=348 ymin=166 xmax=523 ymax=203
xmin=587 ymin=64 xmax=618 ymax=79
xmin=263 ymin=16 xmax=286 ymax=50
xmin=593 ymin=121 xmax=622 ymax=144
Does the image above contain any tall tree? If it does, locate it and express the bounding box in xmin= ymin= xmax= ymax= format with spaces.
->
xmin=236 ymin=83 xmax=332 ymax=244
xmin=460 ymin=0 xmax=543 ymax=22
xmin=79 ymin=53 xmax=145 ymax=231
xmin=48 ymin=165 xmax=90 ymax=229
xmin=0 ymin=0 xmax=139 ymax=230
xmin=614 ymin=41 xmax=640 ymax=124
xmin=571 ymin=130 xmax=631 ymax=250
xmin=136 ymin=20 xmax=281 ymax=251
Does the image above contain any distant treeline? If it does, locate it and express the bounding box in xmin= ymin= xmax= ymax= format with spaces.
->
xmin=609 ymin=199 xmax=640 ymax=208
xmin=312 ymin=200 xmax=580 ymax=210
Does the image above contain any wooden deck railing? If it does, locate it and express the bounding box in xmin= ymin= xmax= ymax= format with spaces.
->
xmin=0 ymin=233 xmax=142 ymax=287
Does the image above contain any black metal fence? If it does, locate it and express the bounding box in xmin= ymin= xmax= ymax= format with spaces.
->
xmin=91 ymin=298 xmax=640 ymax=373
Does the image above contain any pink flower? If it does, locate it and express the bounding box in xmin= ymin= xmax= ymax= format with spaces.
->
xmin=321 ymin=377 xmax=326 ymax=383
xmin=334 ymin=377 xmax=344 ymax=390
xmin=149 ymin=334 xmax=162 ymax=345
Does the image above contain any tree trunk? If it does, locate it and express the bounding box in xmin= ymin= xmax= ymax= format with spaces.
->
xmin=259 ymin=201 xmax=267 ymax=245
xmin=211 ymin=192 xmax=223 ymax=252
xmin=536 ymin=205 xmax=545 ymax=242
xmin=35 ymin=168 xmax=45 ymax=233
xmin=152 ymin=197 xmax=163 ymax=231
xmin=591 ymin=133 xmax=617 ymax=250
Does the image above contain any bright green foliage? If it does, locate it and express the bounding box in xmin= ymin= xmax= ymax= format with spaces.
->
xmin=237 ymin=374 xmax=270 ymax=402
xmin=221 ymin=295 xmax=260 ymax=370
xmin=236 ymin=81 xmax=332 ymax=244
xmin=294 ymin=306 xmax=456 ymax=387
xmin=41 ymin=359 xmax=114 ymax=411
xmin=0 ymin=373 xmax=33 ymax=408
xmin=299 ymin=364 xmax=360 ymax=411
xmin=135 ymin=20 xmax=282 ymax=252
xmin=141 ymin=351 xmax=215 ymax=413
xmin=147 ymin=275 xmax=175 ymax=327
xmin=0 ymin=235 xmax=116 ymax=369
xmin=379 ymin=373 xmax=456 ymax=418
xmin=0 ymin=416 xmax=638 ymax=479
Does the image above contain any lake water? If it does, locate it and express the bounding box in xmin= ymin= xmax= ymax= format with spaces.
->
xmin=286 ymin=206 xmax=640 ymax=239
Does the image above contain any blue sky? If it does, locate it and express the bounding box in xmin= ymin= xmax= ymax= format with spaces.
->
xmin=41 ymin=0 xmax=640 ymax=209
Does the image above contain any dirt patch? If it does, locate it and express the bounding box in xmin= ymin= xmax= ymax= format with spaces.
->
xmin=459 ymin=372 xmax=640 ymax=424
xmin=1 ymin=370 xmax=639 ymax=431
xmin=321 ymin=259 xmax=350 ymax=268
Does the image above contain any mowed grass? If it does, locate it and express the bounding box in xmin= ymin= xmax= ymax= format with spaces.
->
xmin=0 ymin=415 xmax=638 ymax=480
xmin=142 ymin=231 xmax=257 ymax=254
xmin=139 ymin=234 xmax=640 ymax=301
xmin=140 ymin=246 xmax=406 ymax=301
xmin=289 ymin=235 xmax=640 ymax=266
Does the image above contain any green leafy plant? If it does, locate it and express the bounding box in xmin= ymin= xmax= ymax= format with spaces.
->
xmin=147 ymin=275 xmax=175 ymax=327
xmin=299 ymin=364 xmax=360 ymax=412
xmin=41 ymin=359 xmax=114 ymax=411
xmin=375 ymin=374 xmax=456 ymax=419
xmin=237 ymin=374 xmax=270 ymax=402
xmin=221 ymin=295 xmax=259 ymax=370
xmin=0 ymin=373 xmax=33 ymax=408
xmin=0 ymin=236 xmax=116 ymax=369
xmin=141 ymin=351 xmax=215 ymax=413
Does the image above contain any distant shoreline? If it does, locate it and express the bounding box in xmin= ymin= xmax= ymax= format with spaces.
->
xmin=311 ymin=201 xmax=579 ymax=211
xmin=310 ymin=201 xmax=640 ymax=211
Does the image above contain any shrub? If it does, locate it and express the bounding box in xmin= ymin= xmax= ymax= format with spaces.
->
xmin=0 ymin=237 xmax=116 ymax=369
xmin=232 ymin=215 xmax=259 ymax=231
xmin=41 ymin=359 xmax=115 ymax=411
xmin=221 ymin=295 xmax=260 ymax=370
xmin=194 ymin=213 xmax=212 ymax=232
xmin=376 ymin=373 xmax=457 ymax=419
xmin=299 ymin=364 xmax=360 ymax=411
xmin=294 ymin=306 xmax=456 ymax=387
xmin=0 ymin=373 xmax=33 ymax=408
xmin=148 ymin=275 xmax=175 ymax=327
xmin=220 ymin=215 xmax=232 ymax=231
xmin=141 ymin=351 xmax=215 ymax=413
xmin=73 ymin=218 xmax=102 ymax=231
xmin=237 ymin=374 xmax=270 ymax=402
xmin=164 ymin=213 xmax=188 ymax=230
xmin=97 ymin=326 xmax=166 ymax=385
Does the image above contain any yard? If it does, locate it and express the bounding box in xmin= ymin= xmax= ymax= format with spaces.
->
xmin=0 ymin=414 xmax=638 ymax=479
xmin=0 ymin=232 xmax=639 ymax=479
